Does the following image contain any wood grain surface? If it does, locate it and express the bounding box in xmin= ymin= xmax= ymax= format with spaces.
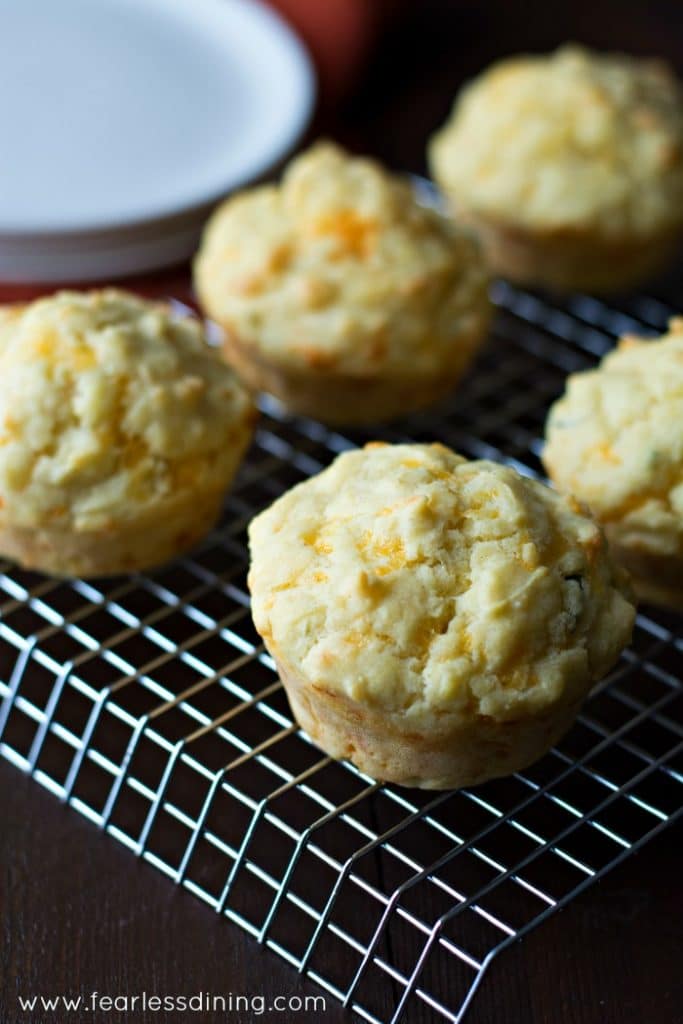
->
xmin=1 ymin=3 xmax=683 ymax=1022
xmin=1 ymin=761 xmax=680 ymax=1023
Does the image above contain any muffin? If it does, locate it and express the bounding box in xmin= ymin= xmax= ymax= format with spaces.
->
xmin=248 ymin=442 xmax=634 ymax=789
xmin=429 ymin=45 xmax=683 ymax=292
xmin=194 ymin=142 xmax=491 ymax=425
xmin=0 ymin=290 xmax=256 ymax=577
xmin=544 ymin=317 xmax=683 ymax=607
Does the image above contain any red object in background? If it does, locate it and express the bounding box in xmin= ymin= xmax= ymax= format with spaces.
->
xmin=0 ymin=267 xmax=195 ymax=307
xmin=268 ymin=0 xmax=400 ymax=106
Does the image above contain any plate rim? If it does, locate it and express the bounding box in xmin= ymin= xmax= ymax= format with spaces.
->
xmin=0 ymin=0 xmax=316 ymax=236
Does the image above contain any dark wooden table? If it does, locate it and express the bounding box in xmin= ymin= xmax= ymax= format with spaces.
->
xmin=2 ymin=760 xmax=680 ymax=1023
xmin=2 ymin=2 xmax=683 ymax=1021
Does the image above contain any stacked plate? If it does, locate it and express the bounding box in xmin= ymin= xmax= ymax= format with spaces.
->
xmin=0 ymin=0 xmax=315 ymax=283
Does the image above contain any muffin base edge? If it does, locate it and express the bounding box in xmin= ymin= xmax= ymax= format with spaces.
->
xmin=455 ymin=209 xmax=681 ymax=294
xmin=220 ymin=325 xmax=489 ymax=426
xmin=0 ymin=488 xmax=227 ymax=578
xmin=275 ymin=655 xmax=584 ymax=790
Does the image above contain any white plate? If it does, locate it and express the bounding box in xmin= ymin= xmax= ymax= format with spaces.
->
xmin=0 ymin=219 xmax=204 ymax=283
xmin=0 ymin=0 xmax=314 ymax=280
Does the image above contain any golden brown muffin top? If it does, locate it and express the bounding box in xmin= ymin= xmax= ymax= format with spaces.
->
xmin=249 ymin=443 xmax=634 ymax=723
xmin=429 ymin=45 xmax=683 ymax=237
xmin=195 ymin=142 xmax=490 ymax=376
xmin=0 ymin=290 xmax=254 ymax=531
xmin=544 ymin=316 xmax=683 ymax=556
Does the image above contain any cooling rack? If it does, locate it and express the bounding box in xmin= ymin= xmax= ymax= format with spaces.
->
xmin=1 ymin=278 xmax=681 ymax=1024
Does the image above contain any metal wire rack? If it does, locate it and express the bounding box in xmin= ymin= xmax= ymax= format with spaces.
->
xmin=1 ymin=278 xmax=682 ymax=1024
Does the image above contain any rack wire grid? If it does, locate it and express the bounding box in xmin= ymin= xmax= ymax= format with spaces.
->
xmin=1 ymin=277 xmax=682 ymax=1024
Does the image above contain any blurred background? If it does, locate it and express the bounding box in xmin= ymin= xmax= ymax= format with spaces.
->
xmin=3 ymin=0 xmax=683 ymax=296
xmin=296 ymin=0 xmax=683 ymax=168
